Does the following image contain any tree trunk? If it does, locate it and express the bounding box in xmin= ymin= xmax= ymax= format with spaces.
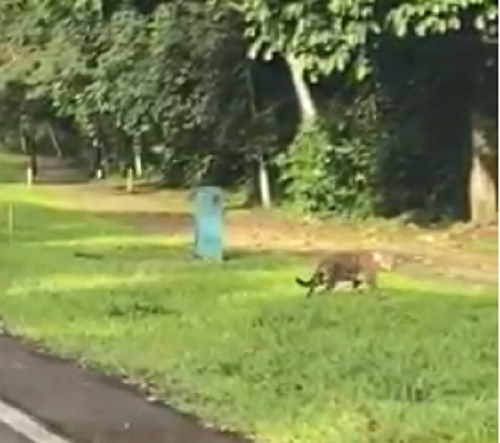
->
xmin=26 ymin=165 xmax=33 ymax=186
xmin=20 ymin=126 xmax=37 ymax=182
xmin=468 ymin=113 xmax=498 ymax=225
xmin=286 ymin=55 xmax=318 ymax=121
xmin=258 ymin=155 xmax=272 ymax=208
xmin=134 ymin=150 xmax=143 ymax=178
xmin=26 ymin=134 xmax=37 ymax=180
xmin=26 ymin=149 xmax=37 ymax=186
xmin=244 ymin=65 xmax=274 ymax=208
xmin=132 ymin=132 xmax=143 ymax=178
xmin=469 ymin=152 xmax=497 ymax=225
xmin=19 ymin=128 xmax=27 ymax=155
xmin=47 ymin=123 xmax=63 ymax=158
xmin=92 ymin=143 xmax=104 ymax=180
xmin=126 ymin=167 xmax=134 ymax=193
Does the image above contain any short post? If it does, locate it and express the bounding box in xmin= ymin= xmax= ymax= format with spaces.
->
xmin=26 ymin=166 xmax=33 ymax=186
xmin=126 ymin=167 xmax=134 ymax=193
xmin=193 ymin=186 xmax=224 ymax=261
xmin=7 ymin=203 xmax=14 ymax=242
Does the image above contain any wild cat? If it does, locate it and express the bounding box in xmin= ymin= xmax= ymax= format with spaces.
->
xmin=295 ymin=250 xmax=394 ymax=297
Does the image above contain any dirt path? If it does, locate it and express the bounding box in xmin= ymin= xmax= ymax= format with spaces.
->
xmin=36 ymin=179 xmax=498 ymax=284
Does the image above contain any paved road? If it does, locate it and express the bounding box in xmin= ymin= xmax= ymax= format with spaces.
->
xmin=0 ymin=422 xmax=33 ymax=443
xmin=0 ymin=396 xmax=71 ymax=443
xmin=0 ymin=335 xmax=247 ymax=443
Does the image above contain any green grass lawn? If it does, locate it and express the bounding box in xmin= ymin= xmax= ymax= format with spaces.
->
xmin=0 ymin=151 xmax=497 ymax=443
xmin=0 ymin=197 xmax=497 ymax=443
xmin=0 ymin=152 xmax=25 ymax=183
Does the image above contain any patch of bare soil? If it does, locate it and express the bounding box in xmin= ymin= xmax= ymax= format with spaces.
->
xmin=39 ymin=178 xmax=498 ymax=285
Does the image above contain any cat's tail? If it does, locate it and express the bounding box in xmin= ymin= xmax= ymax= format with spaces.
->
xmin=296 ymin=269 xmax=322 ymax=298
xmin=295 ymin=277 xmax=314 ymax=287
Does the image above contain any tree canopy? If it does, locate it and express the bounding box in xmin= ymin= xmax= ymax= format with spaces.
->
xmin=0 ymin=0 xmax=497 ymax=221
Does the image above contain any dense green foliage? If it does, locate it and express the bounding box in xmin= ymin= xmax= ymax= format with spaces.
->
xmin=0 ymin=0 xmax=497 ymax=216
xmin=279 ymin=100 xmax=380 ymax=216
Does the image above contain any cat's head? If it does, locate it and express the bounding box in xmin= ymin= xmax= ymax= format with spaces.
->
xmin=371 ymin=251 xmax=395 ymax=270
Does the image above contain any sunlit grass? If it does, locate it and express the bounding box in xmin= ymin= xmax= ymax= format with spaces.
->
xmin=0 ymin=153 xmax=497 ymax=443
xmin=0 ymin=197 xmax=497 ymax=443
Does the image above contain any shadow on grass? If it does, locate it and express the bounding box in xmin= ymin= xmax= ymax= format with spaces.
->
xmin=110 ymin=180 xmax=166 ymax=195
xmin=0 ymin=200 xmax=318 ymax=267
xmin=0 ymin=176 xmax=26 ymax=184
xmin=0 ymin=155 xmax=25 ymax=183
xmin=1 ymin=200 xmax=497 ymax=293
xmin=33 ymin=175 xmax=91 ymax=185
xmin=0 ymin=200 xmax=195 ymax=239
xmin=0 ymin=153 xmax=92 ymax=184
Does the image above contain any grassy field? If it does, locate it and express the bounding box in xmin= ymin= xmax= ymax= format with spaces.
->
xmin=0 ymin=159 xmax=498 ymax=443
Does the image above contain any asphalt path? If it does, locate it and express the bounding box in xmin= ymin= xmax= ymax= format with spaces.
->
xmin=0 ymin=334 xmax=248 ymax=443
xmin=0 ymin=422 xmax=34 ymax=443
xmin=0 ymin=396 xmax=71 ymax=443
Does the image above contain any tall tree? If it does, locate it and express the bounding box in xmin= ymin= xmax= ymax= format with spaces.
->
xmin=215 ymin=0 xmax=498 ymax=220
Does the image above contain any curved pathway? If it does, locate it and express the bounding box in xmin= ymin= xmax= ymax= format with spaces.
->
xmin=0 ymin=335 xmax=248 ymax=443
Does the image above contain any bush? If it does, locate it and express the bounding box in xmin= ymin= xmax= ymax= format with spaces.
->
xmin=278 ymin=119 xmax=335 ymax=213
xmin=278 ymin=92 xmax=382 ymax=217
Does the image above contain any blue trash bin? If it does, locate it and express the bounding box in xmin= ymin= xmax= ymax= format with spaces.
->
xmin=193 ymin=186 xmax=224 ymax=261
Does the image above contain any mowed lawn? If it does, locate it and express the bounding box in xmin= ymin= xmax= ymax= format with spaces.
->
xmin=0 ymin=180 xmax=497 ymax=442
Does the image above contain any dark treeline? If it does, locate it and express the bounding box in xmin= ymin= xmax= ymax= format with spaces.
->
xmin=0 ymin=0 xmax=497 ymax=223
